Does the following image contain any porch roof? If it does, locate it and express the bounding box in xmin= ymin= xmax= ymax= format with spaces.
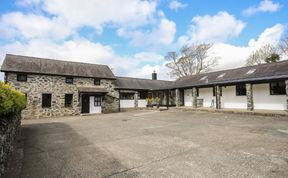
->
xmin=78 ymin=87 xmax=108 ymax=93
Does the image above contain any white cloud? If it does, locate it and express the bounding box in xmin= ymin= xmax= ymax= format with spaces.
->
xmin=178 ymin=11 xmax=246 ymax=45
xmin=41 ymin=0 xmax=158 ymax=33
xmin=0 ymin=39 xmax=168 ymax=80
xmin=243 ymin=0 xmax=281 ymax=16
xmin=169 ymin=0 xmax=188 ymax=11
xmin=248 ymin=24 xmax=285 ymax=48
xmin=211 ymin=24 xmax=286 ymax=70
xmin=117 ymin=18 xmax=176 ymax=47
xmin=0 ymin=12 xmax=73 ymax=40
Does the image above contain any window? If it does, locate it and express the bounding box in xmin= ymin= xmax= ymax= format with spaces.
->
xmin=42 ymin=94 xmax=52 ymax=108
xmin=270 ymin=81 xmax=286 ymax=95
xmin=199 ymin=76 xmax=208 ymax=81
xmin=94 ymin=96 xmax=102 ymax=106
xmin=246 ymin=69 xmax=256 ymax=75
xmin=94 ymin=78 xmax=101 ymax=85
xmin=236 ymin=84 xmax=246 ymax=96
xmin=65 ymin=94 xmax=73 ymax=107
xmin=17 ymin=74 xmax=27 ymax=82
xmin=65 ymin=77 xmax=73 ymax=84
xmin=120 ymin=93 xmax=134 ymax=100
xmin=139 ymin=91 xmax=148 ymax=99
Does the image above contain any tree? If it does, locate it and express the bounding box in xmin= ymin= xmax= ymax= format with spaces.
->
xmin=279 ymin=35 xmax=288 ymax=56
xmin=165 ymin=43 xmax=218 ymax=78
xmin=245 ymin=44 xmax=280 ymax=66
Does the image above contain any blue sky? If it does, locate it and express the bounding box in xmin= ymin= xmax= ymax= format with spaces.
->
xmin=0 ymin=0 xmax=287 ymax=80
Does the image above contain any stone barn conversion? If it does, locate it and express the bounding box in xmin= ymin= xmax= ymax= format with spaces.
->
xmin=1 ymin=54 xmax=288 ymax=119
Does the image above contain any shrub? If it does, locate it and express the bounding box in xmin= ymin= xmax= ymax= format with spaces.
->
xmin=0 ymin=82 xmax=26 ymax=117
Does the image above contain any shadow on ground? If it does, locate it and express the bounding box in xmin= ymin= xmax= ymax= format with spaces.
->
xmin=2 ymin=122 xmax=137 ymax=178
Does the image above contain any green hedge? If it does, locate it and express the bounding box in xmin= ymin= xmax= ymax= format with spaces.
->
xmin=0 ymin=82 xmax=26 ymax=117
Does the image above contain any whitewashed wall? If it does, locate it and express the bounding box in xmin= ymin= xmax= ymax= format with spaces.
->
xmin=222 ymin=86 xmax=246 ymax=109
xmin=89 ymin=96 xmax=101 ymax=114
xmin=184 ymin=89 xmax=192 ymax=106
xmin=253 ymin=83 xmax=286 ymax=110
xmin=138 ymin=99 xmax=147 ymax=107
xmin=120 ymin=100 xmax=134 ymax=108
xmin=198 ymin=88 xmax=215 ymax=108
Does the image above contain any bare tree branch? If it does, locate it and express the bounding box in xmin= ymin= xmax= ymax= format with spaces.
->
xmin=165 ymin=43 xmax=218 ymax=78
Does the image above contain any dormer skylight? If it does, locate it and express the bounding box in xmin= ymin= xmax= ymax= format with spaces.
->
xmin=246 ymin=69 xmax=256 ymax=75
xmin=217 ymin=73 xmax=226 ymax=78
xmin=199 ymin=76 xmax=208 ymax=81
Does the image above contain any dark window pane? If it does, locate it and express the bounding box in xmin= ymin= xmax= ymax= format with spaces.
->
xmin=139 ymin=91 xmax=148 ymax=99
xmin=42 ymin=94 xmax=52 ymax=108
xmin=17 ymin=74 xmax=27 ymax=82
xmin=213 ymin=87 xmax=222 ymax=96
xmin=65 ymin=94 xmax=73 ymax=107
xmin=65 ymin=77 xmax=73 ymax=84
xmin=94 ymin=96 xmax=102 ymax=106
xmin=236 ymin=84 xmax=246 ymax=96
xmin=270 ymin=82 xmax=285 ymax=95
xmin=120 ymin=93 xmax=134 ymax=100
xmin=94 ymin=79 xmax=101 ymax=85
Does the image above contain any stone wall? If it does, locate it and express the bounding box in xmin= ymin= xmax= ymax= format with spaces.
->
xmin=6 ymin=73 xmax=119 ymax=119
xmin=0 ymin=114 xmax=21 ymax=176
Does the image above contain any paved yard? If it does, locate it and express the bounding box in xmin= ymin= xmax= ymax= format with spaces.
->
xmin=3 ymin=110 xmax=288 ymax=178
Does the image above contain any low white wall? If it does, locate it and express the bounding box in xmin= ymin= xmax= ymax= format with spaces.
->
xmin=138 ymin=99 xmax=147 ymax=107
xmin=89 ymin=96 xmax=101 ymax=114
xmin=198 ymin=88 xmax=215 ymax=108
xmin=222 ymin=86 xmax=246 ymax=109
xmin=253 ymin=83 xmax=286 ymax=110
xmin=120 ymin=100 xmax=134 ymax=108
xmin=184 ymin=89 xmax=192 ymax=106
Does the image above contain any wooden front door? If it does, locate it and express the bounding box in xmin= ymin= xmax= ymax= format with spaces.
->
xmin=81 ymin=94 xmax=90 ymax=113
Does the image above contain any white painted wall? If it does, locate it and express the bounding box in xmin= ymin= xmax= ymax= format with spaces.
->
xmin=89 ymin=96 xmax=101 ymax=114
xmin=198 ymin=88 xmax=216 ymax=108
xmin=184 ymin=89 xmax=192 ymax=106
xmin=138 ymin=99 xmax=147 ymax=107
xmin=253 ymin=83 xmax=286 ymax=110
xmin=120 ymin=100 xmax=134 ymax=108
xmin=222 ymin=86 xmax=246 ymax=109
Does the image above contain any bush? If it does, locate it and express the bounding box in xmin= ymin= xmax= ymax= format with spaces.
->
xmin=0 ymin=82 xmax=26 ymax=117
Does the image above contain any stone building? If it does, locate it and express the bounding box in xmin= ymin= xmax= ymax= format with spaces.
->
xmin=1 ymin=54 xmax=119 ymax=119
xmin=1 ymin=54 xmax=288 ymax=119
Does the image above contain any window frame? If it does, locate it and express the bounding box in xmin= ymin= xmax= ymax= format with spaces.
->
xmin=120 ymin=93 xmax=134 ymax=100
xmin=42 ymin=93 xmax=52 ymax=108
xmin=236 ymin=84 xmax=247 ymax=96
xmin=17 ymin=74 xmax=27 ymax=82
xmin=94 ymin=96 xmax=102 ymax=106
xmin=65 ymin=77 xmax=74 ymax=84
xmin=64 ymin=94 xmax=73 ymax=108
xmin=270 ymin=81 xmax=286 ymax=95
xmin=94 ymin=78 xmax=101 ymax=85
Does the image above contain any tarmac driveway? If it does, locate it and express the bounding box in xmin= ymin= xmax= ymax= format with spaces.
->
xmin=3 ymin=110 xmax=288 ymax=178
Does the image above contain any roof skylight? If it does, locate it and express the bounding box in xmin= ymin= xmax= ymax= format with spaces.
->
xmin=217 ymin=73 xmax=226 ymax=78
xmin=246 ymin=69 xmax=256 ymax=75
xmin=199 ymin=76 xmax=208 ymax=81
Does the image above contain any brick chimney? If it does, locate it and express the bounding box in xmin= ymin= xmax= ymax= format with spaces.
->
xmin=152 ymin=70 xmax=157 ymax=80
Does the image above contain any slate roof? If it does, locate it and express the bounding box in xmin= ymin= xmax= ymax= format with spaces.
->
xmin=1 ymin=54 xmax=116 ymax=79
xmin=115 ymin=77 xmax=173 ymax=90
xmin=169 ymin=60 xmax=288 ymax=89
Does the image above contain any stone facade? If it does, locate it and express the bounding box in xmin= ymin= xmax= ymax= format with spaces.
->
xmin=286 ymin=80 xmax=288 ymax=111
xmin=175 ymin=89 xmax=181 ymax=107
xmin=134 ymin=91 xmax=139 ymax=108
xmin=192 ymin=87 xmax=197 ymax=108
xmin=216 ymin=85 xmax=221 ymax=109
xmin=246 ymin=83 xmax=254 ymax=111
xmin=0 ymin=114 xmax=21 ymax=176
xmin=6 ymin=73 xmax=119 ymax=119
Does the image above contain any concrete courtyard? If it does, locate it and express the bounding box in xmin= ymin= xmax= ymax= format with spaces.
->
xmin=3 ymin=110 xmax=288 ymax=178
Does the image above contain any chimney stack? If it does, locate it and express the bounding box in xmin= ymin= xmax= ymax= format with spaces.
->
xmin=152 ymin=70 xmax=157 ymax=80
